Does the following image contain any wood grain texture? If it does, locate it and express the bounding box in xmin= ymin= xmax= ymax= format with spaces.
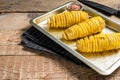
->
xmin=0 ymin=0 xmax=120 ymax=80
xmin=0 ymin=15 xmax=119 ymax=79
xmin=0 ymin=0 xmax=119 ymax=12
xmin=0 ymin=13 xmax=43 ymax=30
xmin=0 ymin=0 xmax=76 ymax=13
xmin=0 ymin=56 xmax=119 ymax=80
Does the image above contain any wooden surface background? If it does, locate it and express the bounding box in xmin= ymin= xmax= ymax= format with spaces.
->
xmin=0 ymin=0 xmax=120 ymax=80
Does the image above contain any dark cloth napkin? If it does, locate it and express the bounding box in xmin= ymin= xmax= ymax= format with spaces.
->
xmin=21 ymin=27 xmax=85 ymax=65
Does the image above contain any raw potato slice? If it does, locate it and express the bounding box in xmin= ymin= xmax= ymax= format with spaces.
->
xmin=48 ymin=11 xmax=89 ymax=28
xmin=63 ymin=16 xmax=105 ymax=40
xmin=77 ymin=33 xmax=120 ymax=52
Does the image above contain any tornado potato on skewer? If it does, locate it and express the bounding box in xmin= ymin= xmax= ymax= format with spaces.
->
xmin=48 ymin=11 xmax=89 ymax=28
xmin=77 ymin=33 xmax=120 ymax=52
xmin=63 ymin=16 xmax=105 ymax=40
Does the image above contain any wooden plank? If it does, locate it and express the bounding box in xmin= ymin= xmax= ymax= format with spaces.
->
xmin=0 ymin=0 xmax=76 ymax=13
xmin=0 ymin=56 xmax=119 ymax=80
xmin=0 ymin=31 xmax=22 ymax=45
xmin=0 ymin=30 xmax=54 ymax=55
xmin=0 ymin=0 xmax=119 ymax=13
xmin=0 ymin=45 xmax=42 ymax=56
xmin=0 ymin=13 xmax=43 ymax=30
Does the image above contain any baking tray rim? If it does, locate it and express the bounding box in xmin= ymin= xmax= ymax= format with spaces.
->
xmin=30 ymin=1 xmax=120 ymax=75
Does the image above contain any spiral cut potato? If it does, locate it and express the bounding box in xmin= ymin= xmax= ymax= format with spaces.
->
xmin=77 ymin=33 xmax=120 ymax=52
xmin=48 ymin=11 xmax=89 ymax=28
xmin=63 ymin=16 xmax=105 ymax=40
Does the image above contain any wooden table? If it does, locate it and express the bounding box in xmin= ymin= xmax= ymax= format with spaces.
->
xmin=0 ymin=0 xmax=120 ymax=80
